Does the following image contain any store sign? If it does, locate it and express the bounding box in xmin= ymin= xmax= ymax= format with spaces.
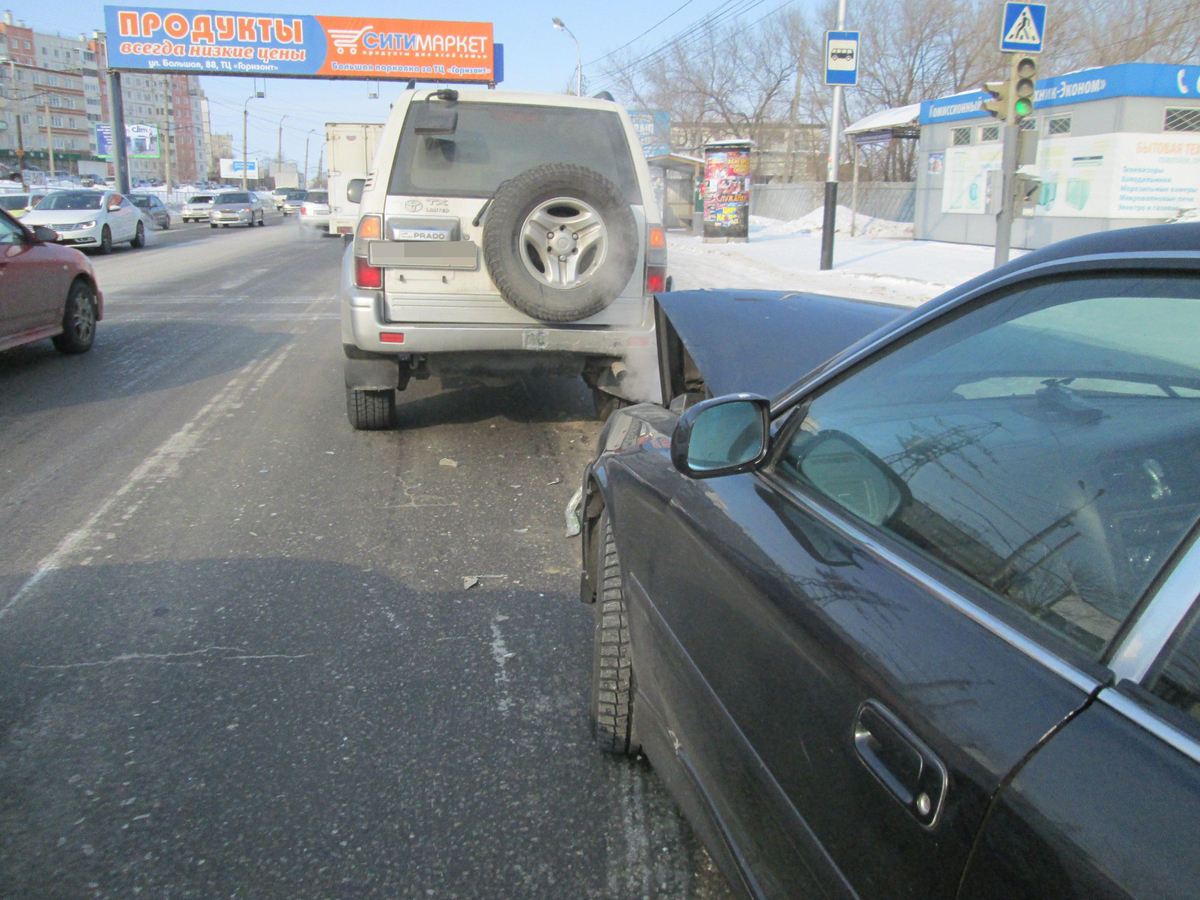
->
xmin=920 ymin=62 xmax=1200 ymax=124
xmin=103 ymin=6 xmax=497 ymax=83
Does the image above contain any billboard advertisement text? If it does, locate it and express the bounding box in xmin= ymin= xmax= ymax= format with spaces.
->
xmin=103 ymin=6 xmax=496 ymax=83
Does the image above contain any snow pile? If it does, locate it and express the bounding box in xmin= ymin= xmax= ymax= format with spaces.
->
xmin=668 ymin=215 xmax=1004 ymax=308
xmin=753 ymin=205 xmax=913 ymax=239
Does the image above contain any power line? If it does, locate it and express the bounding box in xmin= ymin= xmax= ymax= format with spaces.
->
xmin=583 ymin=0 xmax=703 ymax=67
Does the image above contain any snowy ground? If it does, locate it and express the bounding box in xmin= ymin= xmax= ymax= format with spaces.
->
xmin=669 ymin=206 xmax=1010 ymax=308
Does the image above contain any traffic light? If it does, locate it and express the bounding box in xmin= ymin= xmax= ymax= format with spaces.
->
xmin=982 ymin=78 xmax=1011 ymax=120
xmin=1012 ymin=56 xmax=1037 ymax=118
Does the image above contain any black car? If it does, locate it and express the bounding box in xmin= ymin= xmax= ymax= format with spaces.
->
xmin=129 ymin=193 xmax=171 ymax=229
xmin=579 ymin=223 xmax=1200 ymax=900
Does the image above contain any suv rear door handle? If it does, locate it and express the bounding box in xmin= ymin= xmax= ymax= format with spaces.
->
xmin=853 ymin=701 xmax=947 ymax=828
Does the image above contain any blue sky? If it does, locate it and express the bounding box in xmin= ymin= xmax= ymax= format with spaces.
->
xmin=18 ymin=0 xmax=809 ymax=180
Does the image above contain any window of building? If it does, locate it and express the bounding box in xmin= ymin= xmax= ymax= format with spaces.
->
xmin=1020 ymin=117 xmax=1037 ymax=131
xmin=1165 ymin=107 xmax=1200 ymax=132
xmin=978 ymin=124 xmax=1001 ymax=142
xmin=951 ymin=126 xmax=971 ymax=146
xmin=1047 ymin=116 xmax=1072 ymax=136
xmin=51 ymin=116 xmax=63 ymax=128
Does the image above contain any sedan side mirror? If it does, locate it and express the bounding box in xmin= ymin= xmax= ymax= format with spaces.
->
xmin=32 ymin=225 xmax=60 ymax=243
xmin=346 ymin=178 xmax=365 ymax=204
xmin=671 ymin=394 xmax=771 ymax=479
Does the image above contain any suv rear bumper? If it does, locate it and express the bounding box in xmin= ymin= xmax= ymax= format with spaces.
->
xmin=341 ymin=281 xmax=663 ymax=403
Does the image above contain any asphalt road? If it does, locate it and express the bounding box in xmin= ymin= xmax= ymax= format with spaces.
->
xmin=0 ymin=213 xmax=733 ymax=899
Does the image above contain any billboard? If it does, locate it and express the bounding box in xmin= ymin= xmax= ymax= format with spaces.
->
xmin=218 ymin=158 xmax=261 ymax=178
xmin=95 ymin=122 xmax=161 ymax=158
xmin=103 ymin=6 xmax=498 ymax=83
xmin=628 ymin=110 xmax=671 ymax=158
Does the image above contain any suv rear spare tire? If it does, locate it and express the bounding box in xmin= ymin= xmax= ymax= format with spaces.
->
xmin=483 ymin=163 xmax=638 ymax=323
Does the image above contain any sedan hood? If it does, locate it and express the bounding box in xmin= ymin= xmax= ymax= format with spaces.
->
xmin=22 ymin=209 xmax=101 ymax=226
xmin=657 ymin=289 xmax=905 ymax=400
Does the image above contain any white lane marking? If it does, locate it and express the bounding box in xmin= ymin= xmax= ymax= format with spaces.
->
xmin=0 ymin=347 xmax=292 ymax=622
xmin=23 ymin=647 xmax=311 ymax=668
xmin=490 ymin=613 xmax=514 ymax=716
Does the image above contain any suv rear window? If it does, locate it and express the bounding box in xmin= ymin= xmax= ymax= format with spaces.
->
xmin=388 ymin=101 xmax=641 ymax=203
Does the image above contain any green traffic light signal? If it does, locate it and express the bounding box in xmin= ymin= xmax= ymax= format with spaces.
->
xmin=1013 ymin=56 xmax=1037 ymax=118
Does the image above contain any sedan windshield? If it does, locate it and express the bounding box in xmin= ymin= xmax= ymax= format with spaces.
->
xmin=130 ymin=196 xmax=151 ymax=208
xmin=188 ymin=196 xmax=213 ymax=204
xmin=0 ymin=195 xmax=29 ymax=210
xmin=217 ymin=193 xmax=251 ymax=204
xmin=37 ymin=192 xmax=103 ymax=210
xmin=305 ymin=191 xmax=329 ymax=203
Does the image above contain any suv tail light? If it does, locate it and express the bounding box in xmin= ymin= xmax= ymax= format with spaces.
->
xmin=355 ymin=256 xmax=383 ymax=289
xmin=354 ymin=214 xmax=382 ymax=258
xmin=353 ymin=214 xmax=384 ymax=288
xmin=646 ymin=265 xmax=667 ymax=294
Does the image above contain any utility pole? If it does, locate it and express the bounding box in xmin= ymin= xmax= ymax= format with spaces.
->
xmin=4 ymin=58 xmax=27 ymax=189
xmin=107 ymin=69 xmax=130 ymax=193
xmin=42 ymin=97 xmax=54 ymax=178
xmin=161 ymin=75 xmax=172 ymax=191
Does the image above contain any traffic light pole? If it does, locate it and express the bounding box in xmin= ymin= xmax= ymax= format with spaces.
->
xmin=994 ymin=113 xmax=1019 ymax=267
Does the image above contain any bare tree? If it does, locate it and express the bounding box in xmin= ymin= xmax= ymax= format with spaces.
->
xmin=603 ymin=0 xmax=1200 ymax=184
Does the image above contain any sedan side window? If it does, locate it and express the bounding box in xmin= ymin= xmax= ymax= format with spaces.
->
xmin=0 ymin=215 xmax=25 ymax=244
xmin=1145 ymin=603 xmax=1200 ymax=733
xmin=776 ymin=274 xmax=1200 ymax=660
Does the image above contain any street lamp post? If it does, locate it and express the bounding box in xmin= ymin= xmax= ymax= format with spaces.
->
xmin=551 ymin=18 xmax=582 ymax=96
xmin=242 ymin=91 xmax=262 ymax=190
xmin=304 ymin=128 xmax=316 ymax=190
xmin=277 ymin=113 xmax=287 ymax=169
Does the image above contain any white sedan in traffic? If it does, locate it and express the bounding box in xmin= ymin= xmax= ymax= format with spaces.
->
xmin=22 ymin=190 xmax=146 ymax=254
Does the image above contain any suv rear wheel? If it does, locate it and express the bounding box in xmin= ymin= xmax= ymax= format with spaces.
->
xmin=483 ymin=163 xmax=638 ymax=323
xmin=346 ymin=388 xmax=397 ymax=430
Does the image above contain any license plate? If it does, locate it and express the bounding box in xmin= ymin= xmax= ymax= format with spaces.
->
xmin=369 ymin=240 xmax=478 ymax=269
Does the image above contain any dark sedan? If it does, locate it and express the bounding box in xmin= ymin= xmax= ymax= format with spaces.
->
xmin=579 ymin=223 xmax=1200 ymax=900
xmin=129 ymin=193 xmax=171 ymax=229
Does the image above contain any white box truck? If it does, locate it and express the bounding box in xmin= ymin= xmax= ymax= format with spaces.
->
xmin=326 ymin=122 xmax=383 ymax=237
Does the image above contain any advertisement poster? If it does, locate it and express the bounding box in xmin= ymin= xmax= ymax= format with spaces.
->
xmin=702 ymin=146 xmax=751 ymax=240
xmin=103 ymin=6 xmax=496 ymax=82
xmin=941 ymin=132 xmax=1200 ymax=219
xmin=95 ymin=122 xmax=161 ymax=159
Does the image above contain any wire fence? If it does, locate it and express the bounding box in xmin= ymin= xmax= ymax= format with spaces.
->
xmin=752 ymin=182 xmax=916 ymax=224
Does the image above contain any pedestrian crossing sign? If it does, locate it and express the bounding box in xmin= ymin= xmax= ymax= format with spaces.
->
xmin=1000 ymin=3 xmax=1046 ymax=53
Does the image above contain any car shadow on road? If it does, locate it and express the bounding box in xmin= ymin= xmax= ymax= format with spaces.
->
xmin=395 ymin=374 xmax=598 ymax=428
xmin=0 ymin=556 xmax=727 ymax=898
xmin=0 ymin=322 xmax=294 ymax=416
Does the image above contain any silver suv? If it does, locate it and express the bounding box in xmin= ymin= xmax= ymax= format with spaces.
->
xmin=339 ymin=88 xmax=667 ymax=430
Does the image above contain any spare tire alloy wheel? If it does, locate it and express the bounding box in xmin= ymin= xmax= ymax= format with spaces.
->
xmin=483 ymin=163 xmax=638 ymax=323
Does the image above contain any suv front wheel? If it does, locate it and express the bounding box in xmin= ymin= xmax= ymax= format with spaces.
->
xmin=483 ymin=163 xmax=638 ymax=323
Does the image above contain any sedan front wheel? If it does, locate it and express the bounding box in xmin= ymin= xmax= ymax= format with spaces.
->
xmin=591 ymin=509 xmax=640 ymax=756
xmin=52 ymin=280 xmax=97 ymax=354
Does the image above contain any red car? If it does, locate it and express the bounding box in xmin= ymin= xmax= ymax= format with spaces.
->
xmin=0 ymin=207 xmax=103 ymax=354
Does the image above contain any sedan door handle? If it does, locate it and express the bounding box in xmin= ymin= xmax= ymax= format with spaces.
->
xmin=853 ymin=701 xmax=947 ymax=828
